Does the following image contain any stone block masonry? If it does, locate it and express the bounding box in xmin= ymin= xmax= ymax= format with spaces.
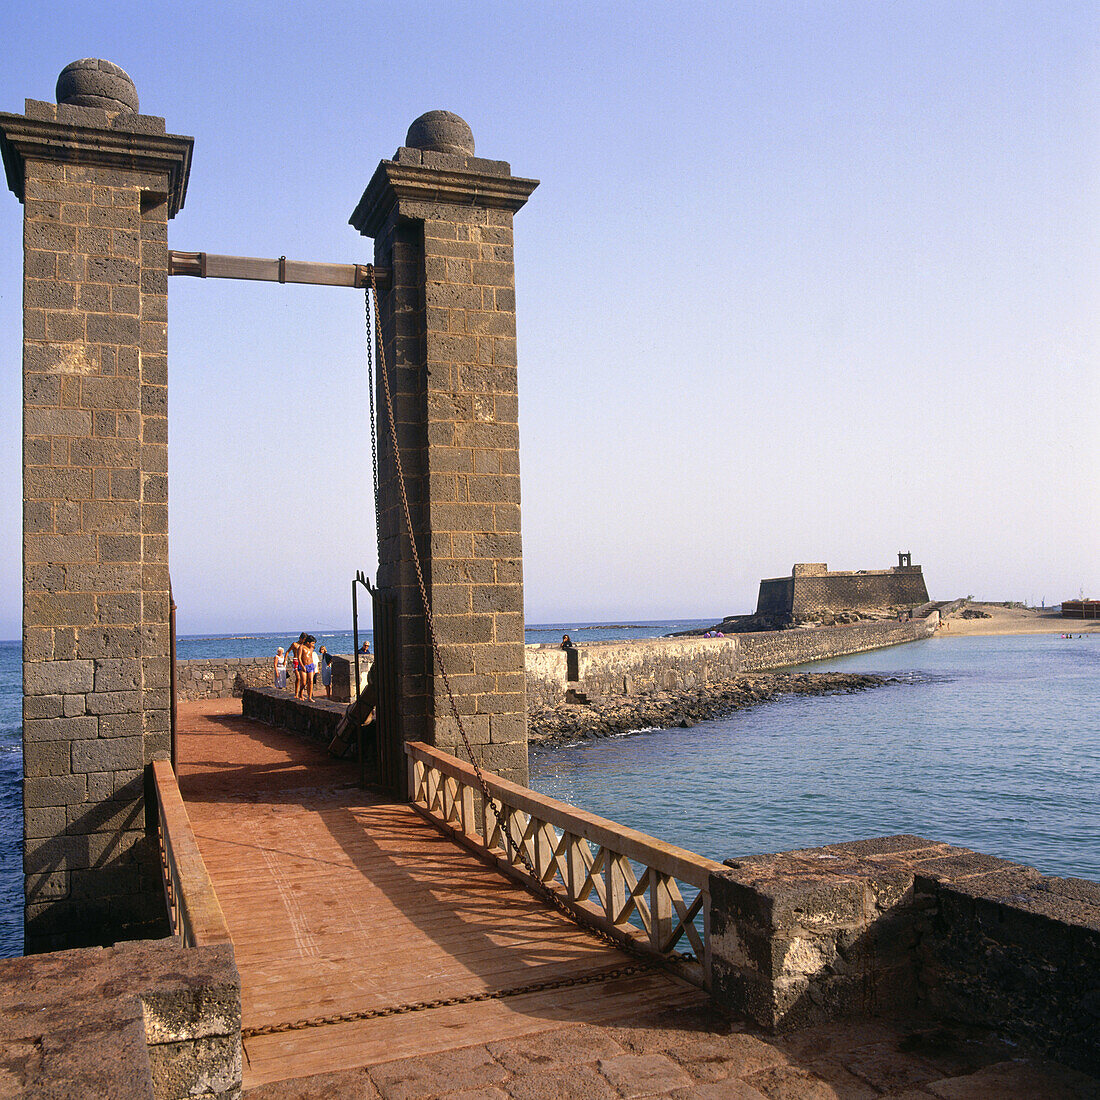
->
xmin=1 ymin=61 xmax=192 ymax=951
xmin=175 ymin=658 xmax=270 ymax=701
xmin=351 ymin=112 xmax=538 ymax=787
xmin=708 ymin=835 xmax=1100 ymax=1077
xmin=525 ymin=617 xmax=936 ymax=706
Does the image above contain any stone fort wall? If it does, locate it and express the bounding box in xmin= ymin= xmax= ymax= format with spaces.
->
xmin=758 ymin=562 xmax=929 ymax=619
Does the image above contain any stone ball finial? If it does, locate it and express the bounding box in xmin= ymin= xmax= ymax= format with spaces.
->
xmin=56 ymin=59 xmax=139 ymax=113
xmin=405 ymin=111 xmax=474 ymax=156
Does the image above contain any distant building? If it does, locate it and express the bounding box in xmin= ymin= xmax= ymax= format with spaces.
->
xmin=756 ymin=554 xmax=930 ymax=621
xmin=1061 ymin=600 xmax=1099 ymax=620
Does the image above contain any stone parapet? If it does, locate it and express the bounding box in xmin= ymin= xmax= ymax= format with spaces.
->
xmin=0 ymin=936 xmax=240 ymax=1098
xmin=708 ymin=835 xmax=1100 ymax=1076
xmin=241 ymin=687 xmax=346 ymax=747
xmin=525 ymin=619 xmax=935 ymax=706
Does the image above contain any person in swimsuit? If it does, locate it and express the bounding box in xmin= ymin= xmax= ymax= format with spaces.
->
xmin=303 ymin=636 xmax=317 ymax=701
xmin=287 ymin=633 xmax=307 ymax=698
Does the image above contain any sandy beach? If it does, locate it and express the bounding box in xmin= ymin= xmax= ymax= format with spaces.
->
xmin=939 ymin=602 xmax=1100 ymax=637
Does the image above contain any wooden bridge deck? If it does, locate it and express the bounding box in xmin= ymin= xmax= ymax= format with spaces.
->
xmin=176 ymin=699 xmax=704 ymax=1089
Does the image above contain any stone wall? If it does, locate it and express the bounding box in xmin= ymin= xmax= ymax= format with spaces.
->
xmin=525 ymin=618 xmax=936 ymax=705
xmin=736 ymin=617 xmax=936 ymax=671
xmin=241 ymin=687 xmax=345 ymax=746
xmin=176 ymin=658 xmax=270 ymax=701
xmin=708 ymin=835 xmax=1100 ymax=1076
xmin=757 ymin=562 xmax=930 ymax=620
xmin=0 ymin=936 xmax=240 ymax=1097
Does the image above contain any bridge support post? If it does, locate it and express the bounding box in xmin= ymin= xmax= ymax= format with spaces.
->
xmin=0 ymin=61 xmax=192 ymax=951
xmin=351 ymin=112 xmax=538 ymax=786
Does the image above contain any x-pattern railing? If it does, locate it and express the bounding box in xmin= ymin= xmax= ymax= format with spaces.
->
xmin=406 ymin=742 xmax=723 ymax=987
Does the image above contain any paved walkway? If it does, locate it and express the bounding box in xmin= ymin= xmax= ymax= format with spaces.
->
xmin=178 ymin=700 xmax=1098 ymax=1099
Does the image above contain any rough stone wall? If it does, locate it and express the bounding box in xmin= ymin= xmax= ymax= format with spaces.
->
xmin=791 ymin=568 xmax=929 ymax=615
xmin=708 ymin=835 xmax=1100 ymax=1076
xmin=3 ymin=96 xmax=192 ymax=952
xmin=175 ymin=658 xmax=271 ymax=701
xmin=755 ymin=577 xmax=793 ymax=618
xmin=352 ymin=137 xmax=537 ymax=787
xmin=736 ymin=618 xmax=936 ymax=671
xmin=757 ymin=565 xmax=930 ymax=619
xmin=525 ymin=619 xmax=935 ymax=704
xmin=0 ymin=937 xmax=241 ymax=1098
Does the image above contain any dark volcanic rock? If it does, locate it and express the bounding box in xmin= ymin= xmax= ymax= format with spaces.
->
xmin=528 ymin=671 xmax=896 ymax=746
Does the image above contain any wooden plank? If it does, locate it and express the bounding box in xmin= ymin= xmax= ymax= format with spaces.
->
xmin=176 ymin=700 xmax=706 ymax=1090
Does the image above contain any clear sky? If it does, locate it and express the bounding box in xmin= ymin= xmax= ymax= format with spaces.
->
xmin=0 ymin=1 xmax=1097 ymax=639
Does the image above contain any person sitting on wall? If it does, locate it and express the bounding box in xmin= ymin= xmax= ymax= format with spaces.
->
xmin=560 ymin=634 xmax=575 ymax=650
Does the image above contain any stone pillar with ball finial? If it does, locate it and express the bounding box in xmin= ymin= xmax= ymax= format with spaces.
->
xmin=0 ymin=60 xmax=192 ymax=951
xmin=351 ymin=113 xmax=538 ymax=786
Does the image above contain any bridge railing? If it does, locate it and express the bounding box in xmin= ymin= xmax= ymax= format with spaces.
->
xmin=405 ymin=742 xmax=724 ymax=988
xmin=151 ymin=759 xmax=231 ymax=947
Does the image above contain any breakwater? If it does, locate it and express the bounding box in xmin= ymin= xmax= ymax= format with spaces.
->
xmin=177 ymin=617 xmax=936 ymax=704
xmin=526 ymin=616 xmax=936 ymax=706
xmin=529 ymin=671 xmax=892 ymax=744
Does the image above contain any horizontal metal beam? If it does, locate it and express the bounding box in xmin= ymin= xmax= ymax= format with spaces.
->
xmin=167 ymin=250 xmax=389 ymax=289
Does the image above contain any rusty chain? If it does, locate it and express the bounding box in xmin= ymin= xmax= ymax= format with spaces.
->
xmin=242 ymin=961 xmax=647 ymax=1039
xmin=367 ymin=272 xmax=696 ymax=964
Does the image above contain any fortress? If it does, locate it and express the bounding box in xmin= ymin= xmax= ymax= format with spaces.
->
xmin=756 ymin=553 xmax=930 ymax=623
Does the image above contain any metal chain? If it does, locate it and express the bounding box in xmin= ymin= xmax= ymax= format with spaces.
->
xmin=242 ymin=962 xmax=647 ymax=1039
xmin=367 ymin=271 xmax=692 ymax=972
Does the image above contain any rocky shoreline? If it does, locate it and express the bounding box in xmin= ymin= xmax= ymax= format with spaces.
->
xmin=528 ymin=671 xmax=895 ymax=746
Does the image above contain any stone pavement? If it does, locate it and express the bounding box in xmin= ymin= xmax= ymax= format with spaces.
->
xmin=244 ymin=999 xmax=1099 ymax=1099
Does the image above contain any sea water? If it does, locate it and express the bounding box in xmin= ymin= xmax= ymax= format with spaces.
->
xmin=0 ymin=626 xmax=1095 ymax=958
xmin=531 ymin=633 xmax=1100 ymax=880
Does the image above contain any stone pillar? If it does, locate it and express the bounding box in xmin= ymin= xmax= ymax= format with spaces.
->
xmin=0 ymin=60 xmax=192 ymax=951
xmin=351 ymin=112 xmax=537 ymax=785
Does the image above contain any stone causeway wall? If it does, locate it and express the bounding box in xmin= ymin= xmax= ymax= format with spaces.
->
xmin=708 ymin=834 xmax=1100 ymax=1076
xmin=526 ymin=617 xmax=936 ymax=706
xmin=182 ymin=619 xmax=936 ymax=708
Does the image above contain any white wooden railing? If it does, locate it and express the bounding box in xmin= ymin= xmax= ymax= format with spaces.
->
xmin=152 ymin=759 xmax=231 ymax=947
xmin=405 ymin=742 xmax=724 ymax=988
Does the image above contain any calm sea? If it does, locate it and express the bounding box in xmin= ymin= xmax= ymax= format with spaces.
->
xmin=0 ymin=624 xmax=1095 ymax=957
xmin=531 ymin=633 xmax=1100 ymax=881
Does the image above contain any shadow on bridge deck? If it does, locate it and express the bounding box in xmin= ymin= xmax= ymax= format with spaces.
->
xmin=176 ymin=698 xmax=705 ymax=1088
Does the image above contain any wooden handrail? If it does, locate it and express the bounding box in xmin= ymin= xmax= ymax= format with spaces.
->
xmin=404 ymin=741 xmax=721 ymax=987
xmin=405 ymin=742 xmax=723 ymax=885
xmin=152 ymin=759 xmax=231 ymax=947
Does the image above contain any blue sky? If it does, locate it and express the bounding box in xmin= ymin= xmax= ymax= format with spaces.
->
xmin=0 ymin=1 xmax=1097 ymax=637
